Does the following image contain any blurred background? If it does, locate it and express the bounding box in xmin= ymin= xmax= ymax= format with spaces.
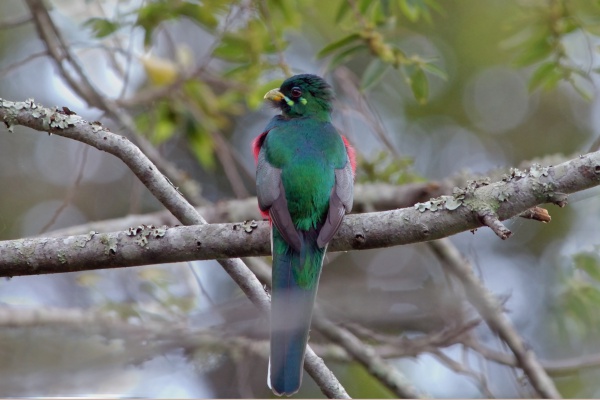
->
xmin=1 ymin=0 xmax=600 ymax=397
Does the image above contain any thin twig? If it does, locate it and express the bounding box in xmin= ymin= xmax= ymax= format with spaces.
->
xmin=0 ymin=51 xmax=48 ymax=79
xmin=38 ymin=145 xmax=89 ymax=234
xmin=431 ymin=349 xmax=495 ymax=398
xmin=0 ymin=15 xmax=32 ymax=30
xmin=428 ymin=239 xmax=561 ymax=398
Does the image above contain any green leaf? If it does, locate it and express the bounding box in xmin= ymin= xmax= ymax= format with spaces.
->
xmin=213 ymin=35 xmax=250 ymax=62
xmin=335 ymin=0 xmax=352 ymax=23
xmin=328 ymin=44 xmax=366 ymax=70
xmin=565 ymin=290 xmax=592 ymax=327
xmin=267 ymin=0 xmax=298 ymax=26
xmin=409 ymin=68 xmax=429 ymax=104
xmin=528 ymin=62 xmax=561 ymax=91
xmin=514 ymin=37 xmax=553 ymax=67
xmin=317 ymin=33 xmax=361 ymax=59
xmin=83 ymin=17 xmax=120 ymax=38
xmin=135 ymin=1 xmax=174 ymax=46
xmin=575 ymin=253 xmax=600 ymax=282
xmin=178 ymin=3 xmax=219 ymax=30
xmin=361 ymin=59 xmax=390 ymax=91
xmin=154 ymin=118 xmax=177 ymax=144
xmin=571 ymin=80 xmax=594 ymax=102
xmin=399 ymin=0 xmax=422 ymax=22
xmin=421 ymin=61 xmax=447 ymax=81
xmin=189 ymin=130 xmax=216 ymax=170
xmin=581 ymin=285 xmax=600 ymax=307
xmin=359 ymin=0 xmax=372 ymax=14
xmin=379 ymin=0 xmax=392 ymax=15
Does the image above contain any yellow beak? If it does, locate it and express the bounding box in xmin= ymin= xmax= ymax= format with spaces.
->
xmin=264 ymin=88 xmax=285 ymax=102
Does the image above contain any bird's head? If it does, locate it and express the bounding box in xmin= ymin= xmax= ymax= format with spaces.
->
xmin=264 ymin=74 xmax=334 ymax=120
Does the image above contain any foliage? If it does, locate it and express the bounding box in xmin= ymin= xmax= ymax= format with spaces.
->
xmin=504 ymin=0 xmax=600 ymax=100
xmin=316 ymin=0 xmax=446 ymax=101
xmin=356 ymin=151 xmax=424 ymax=185
xmin=79 ymin=0 xmax=600 ymax=180
xmin=559 ymin=250 xmax=600 ymax=335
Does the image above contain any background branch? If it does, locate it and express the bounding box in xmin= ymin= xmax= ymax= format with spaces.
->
xmin=428 ymin=239 xmax=560 ymax=399
xmin=0 ymin=98 xmax=348 ymax=399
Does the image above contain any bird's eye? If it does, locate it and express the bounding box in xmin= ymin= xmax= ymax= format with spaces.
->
xmin=290 ymin=87 xmax=302 ymax=98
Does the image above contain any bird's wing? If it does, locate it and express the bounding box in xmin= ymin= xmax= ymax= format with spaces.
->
xmin=316 ymin=156 xmax=354 ymax=248
xmin=256 ymin=143 xmax=302 ymax=253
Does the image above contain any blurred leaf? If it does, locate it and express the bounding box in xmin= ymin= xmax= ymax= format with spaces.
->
xmin=399 ymin=0 xmax=422 ymax=22
xmin=357 ymin=151 xmax=424 ymax=184
xmin=83 ymin=17 xmax=120 ymax=38
xmin=421 ymin=61 xmax=447 ymax=81
xmin=581 ymin=285 xmax=600 ymax=306
xmin=361 ymin=59 xmax=389 ymax=91
xmin=514 ymin=37 xmax=553 ymax=67
xmin=344 ymin=362 xmax=395 ymax=398
xmin=359 ymin=0 xmax=373 ymax=14
xmin=140 ymin=54 xmax=179 ymax=86
xmin=571 ymin=80 xmax=594 ymax=102
xmin=409 ymin=68 xmax=429 ymax=104
xmin=328 ymin=44 xmax=367 ymax=69
xmin=397 ymin=0 xmax=438 ymax=22
xmin=528 ymin=61 xmax=562 ymax=91
xmin=317 ymin=33 xmax=361 ymax=59
xmin=135 ymin=1 xmax=172 ymax=45
xmin=177 ymin=2 xmax=219 ymax=30
xmin=560 ymin=17 xmax=580 ymax=35
xmin=75 ymin=272 xmax=102 ymax=287
xmin=574 ymin=253 xmax=600 ymax=282
xmin=565 ymin=290 xmax=592 ymax=328
xmin=135 ymin=0 xmax=220 ymax=46
xmin=189 ymin=129 xmax=216 ymax=170
xmin=154 ymin=118 xmax=177 ymax=144
xmin=379 ymin=0 xmax=391 ymax=16
xmin=335 ymin=0 xmax=352 ymax=23
xmin=213 ymin=35 xmax=250 ymax=62
xmin=266 ymin=0 xmax=298 ymax=25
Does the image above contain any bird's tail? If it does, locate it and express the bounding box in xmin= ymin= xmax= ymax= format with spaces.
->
xmin=268 ymin=227 xmax=325 ymax=396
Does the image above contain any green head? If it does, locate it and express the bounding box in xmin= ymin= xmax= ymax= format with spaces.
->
xmin=264 ymin=74 xmax=334 ymax=120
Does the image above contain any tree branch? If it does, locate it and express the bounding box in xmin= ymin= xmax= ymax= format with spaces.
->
xmin=0 ymin=98 xmax=348 ymax=398
xmin=42 ymin=181 xmax=448 ymax=238
xmin=313 ymin=313 xmax=426 ymax=398
xmin=428 ymin=239 xmax=561 ymax=399
xmin=1 ymin=99 xmax=600 ymax=279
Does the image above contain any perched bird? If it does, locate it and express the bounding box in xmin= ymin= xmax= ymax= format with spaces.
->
xmin=253 ymin=74 xmax=355 ymax=396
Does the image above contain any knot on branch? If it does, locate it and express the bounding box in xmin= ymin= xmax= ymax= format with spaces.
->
xmin=547 ymin=192 xmax=568 ymax=208
xmin=478 ymin=209 xmax=512 ymax=240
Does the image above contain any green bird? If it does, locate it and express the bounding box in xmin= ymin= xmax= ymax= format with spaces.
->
xmin=252 ymin=74 xmax=355 ymax=396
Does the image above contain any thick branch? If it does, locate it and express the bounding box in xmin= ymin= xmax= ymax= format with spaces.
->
xmin=0 ymin=150 xmax=599 ymax=276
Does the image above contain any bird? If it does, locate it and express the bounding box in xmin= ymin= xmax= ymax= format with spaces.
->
xmin=252 ymin=74 xmax=355 ymax=396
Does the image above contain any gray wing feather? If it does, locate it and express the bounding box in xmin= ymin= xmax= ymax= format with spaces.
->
xmin=256 ymin=148 xmax=302 ymax=252
xmin=316 ymin=158 xmax=354 ymax=248
xmin=256 ymin=149 xmax=281 ymax=212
